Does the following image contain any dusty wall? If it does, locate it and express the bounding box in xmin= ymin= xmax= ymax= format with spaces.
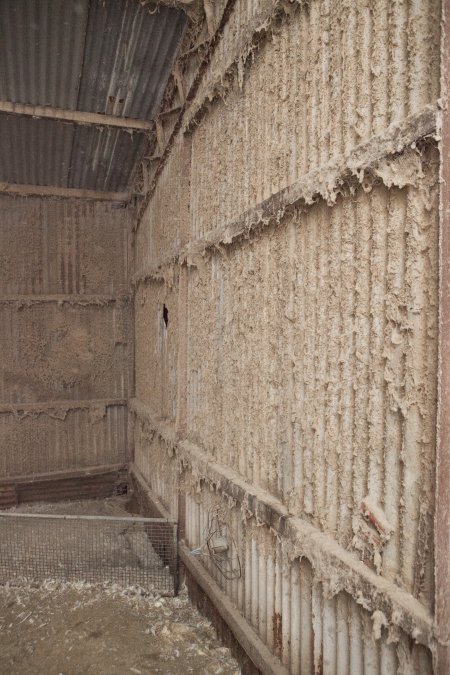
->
xmin=0 ymin=196 xmax=131 ymax=478
xmin=133 ymin=0 xmax=442 ymax=672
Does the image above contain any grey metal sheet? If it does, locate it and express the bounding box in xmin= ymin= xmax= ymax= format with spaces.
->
xmin=0 ymin=0 xmax=187 ymax=191
xmin=0 ymin=0 xmax=89 ymax=109
xmin=68 ymin=124 xmax=148 ymax=191
xmin=0 ymin=0 xmax=186 ymax=118
xmin=0 ymin=113 xmax=147 ymax=191
xmin=0 ymin=114 xmax=73 ymax=187
xmin=78 ymin=0 xmax=187 ymax=119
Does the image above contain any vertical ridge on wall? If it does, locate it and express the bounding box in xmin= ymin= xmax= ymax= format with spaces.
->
xmin=0 ymin=197 xmax=128 ymax=296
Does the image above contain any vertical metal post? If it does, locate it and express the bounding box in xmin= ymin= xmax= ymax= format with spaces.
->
xmin=173 ymin=520 xmax=180 ymax=596
xmin=436 ymin=1 xmax=450 ymax=671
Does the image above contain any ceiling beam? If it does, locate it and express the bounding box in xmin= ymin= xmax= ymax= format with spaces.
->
xmin=0 ymin=100 xmax=153 ymax=132
xmin=0 ymin=182 xmax=130 ymax=202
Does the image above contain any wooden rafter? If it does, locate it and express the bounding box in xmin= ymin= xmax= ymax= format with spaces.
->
xmin=436 ymin=0 xmax=450 ymax=671
xmin=0 ymin=100 xmax=153 ymax=132
xmin=0 ymin=182 xmax=130 ymax=202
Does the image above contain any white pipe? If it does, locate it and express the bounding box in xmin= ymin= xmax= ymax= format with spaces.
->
xmin=259 ymin=550 xmax=267 ymax=641
xmin=290 ymin=561 xmax=301 ymax=673
xmin=274 ymin=541 xmax=283 ymax=659
xmin=266 ymin=554 xmax=275 ymax=650
xmin=281 ymin=554 xmax=291 ymax=669
xmin=244 ymin=531 xmax=252 ymax=622
xmin=251 ymin=538 xmax=259 ymax=629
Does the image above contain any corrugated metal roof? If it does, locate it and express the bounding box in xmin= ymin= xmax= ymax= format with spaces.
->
xmin=0 ymin=0 xmax=89 ymax=110
xmin=78 ymin=1 xmax=186 ymax=120
xmin=68 ymin=124 xmax=148 ymax=191
xmin=0 ymin=0 xmax=187 ymax=192
xmin=0 ymin=114 xmax=148 ymax=191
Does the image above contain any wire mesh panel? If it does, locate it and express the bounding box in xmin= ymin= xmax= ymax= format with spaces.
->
xmin=0 ymin=512 xmax=178 ymax=595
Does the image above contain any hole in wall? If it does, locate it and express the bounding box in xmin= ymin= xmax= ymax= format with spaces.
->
xmin=163 ymin=304 xmax=169 ymax=328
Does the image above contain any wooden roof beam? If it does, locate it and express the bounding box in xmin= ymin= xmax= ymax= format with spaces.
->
xmin=0 ymin=182 xmax=130 ymax=202
xmin=0 ymin=100 xmax=153 ymax=132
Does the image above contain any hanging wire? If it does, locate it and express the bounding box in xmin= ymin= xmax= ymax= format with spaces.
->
xmin=190 ymin=506 xmax=241 ymax=581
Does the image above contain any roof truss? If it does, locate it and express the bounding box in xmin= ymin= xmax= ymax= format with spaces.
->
xmin=0 ymin=100 xmax=152 ymax=132
xmin=0 ymin=182 xmax=130 ymax=202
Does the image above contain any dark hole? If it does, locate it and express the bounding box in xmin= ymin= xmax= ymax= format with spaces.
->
xmin=163 ymin=304 xmax=169 ymax=327
xmin=113 ymin=481 xmax=127 ymax=496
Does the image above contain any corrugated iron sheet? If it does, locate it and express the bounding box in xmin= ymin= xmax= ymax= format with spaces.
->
xmin=183 ymin=491 xmax=434 ymax=675
xmin=78 ymin=0 xmax=186 ymax=119
xmin=0 ymin=0 xmax=187 ymax=191
xmin=0 ymin=0 xmax=89 ymax=110
xmin=0 ymin=113 xmax=148 ymax=191
xmin=0 ymin=195 xmax=129 ymax=296
xmin=0 ymin=405 xmax=127 ymax=477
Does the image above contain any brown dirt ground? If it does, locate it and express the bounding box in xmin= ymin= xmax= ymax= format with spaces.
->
xmin=0 ymin=497 xmax=240 ymax=674
xmin=0 ymin=582 xmax=240 ymax=675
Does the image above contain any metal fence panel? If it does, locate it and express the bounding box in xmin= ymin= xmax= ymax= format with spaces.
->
xmin=0 ymin=512 xmax=178 ymax=595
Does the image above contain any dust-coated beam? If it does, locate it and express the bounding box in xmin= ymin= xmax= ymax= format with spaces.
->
xmin=0 ymin=294 xmax=128 ymax=306
xmin=157 ymin=0 xmax=196 ymax=5
xmin=0 ymin=463 xmax=126 ymax=487
xmin=0 ymin=398 xmax=126 ymax=416
xmin=0 ymin=182 xmax=130 ymax=202
xmin=0 ymin=100 xmax=152 ymax=132
xmin=154 ymin=0 xmax=201 ymax=19
xmin=436 ymin=0 xmax=450 ymax=673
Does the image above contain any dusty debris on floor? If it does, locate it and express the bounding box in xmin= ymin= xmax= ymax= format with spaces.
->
xmin=0 ymin=582 xmax=240 ymax=675
xmin=0 ymin=497 xmax=240 ymax=673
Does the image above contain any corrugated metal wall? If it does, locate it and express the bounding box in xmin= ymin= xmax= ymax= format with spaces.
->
xmin=0 ymin=195 xmax=131 ymax=477
xmin=184 ymin=491 xmax=433 ymax=675
xmin=184 ymin=164 xmax=439 ymax=607
xmin=133 ymin=0 xmax=442 ymax=671
xmin=188 ymin=0 xmax=440 ymax=234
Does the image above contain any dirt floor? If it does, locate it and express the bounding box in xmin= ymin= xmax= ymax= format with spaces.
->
xmin=0 ymin=582 xmax=240 ymax=675
xmin=0 ymin=497 xmax=240 ymax=674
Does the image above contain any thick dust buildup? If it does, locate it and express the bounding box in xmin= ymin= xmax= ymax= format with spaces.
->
xmin=0 ymin=583 xmax=240 ymax=675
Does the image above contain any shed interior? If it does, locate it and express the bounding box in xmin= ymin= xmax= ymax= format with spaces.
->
xmin=0 ymin=1 xmax=449 ymax=674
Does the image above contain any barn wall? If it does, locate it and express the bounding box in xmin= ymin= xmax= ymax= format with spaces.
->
xmin=133 ymin=0 xmax=442 ymax=672
xmin=0 ymin=196 xmax=131 ymax=478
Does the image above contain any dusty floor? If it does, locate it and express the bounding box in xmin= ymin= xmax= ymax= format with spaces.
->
xmin=0 ymin=582 xmax=240 ymax=675
xmin=0 ymin=497 xmax=240 ymax=674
